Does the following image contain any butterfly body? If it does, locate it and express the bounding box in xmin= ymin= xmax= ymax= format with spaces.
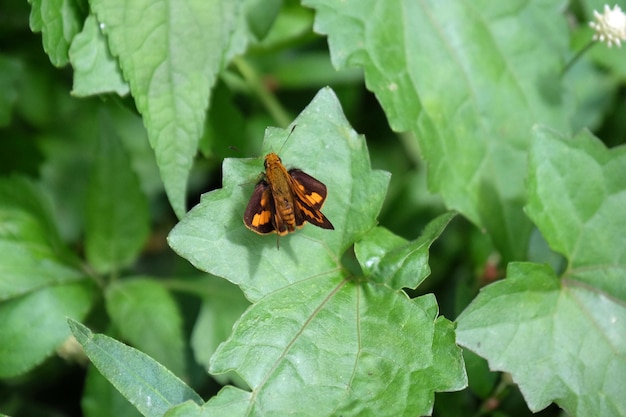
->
xmin=244 ymin=152 xmax=334 ymax=236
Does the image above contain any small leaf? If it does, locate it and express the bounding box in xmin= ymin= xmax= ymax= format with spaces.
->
xmin=90 ymin=0 xmax=249 ymax=217
xmin=68 ymin=319 xmax=203 ymax=416
xmin=69 ymin=14 xmax=129 ymax=97
xmin=105 ymin=278 xmax=186 ymax=378
xmin=85 ymin=120 xmax=150 ymax=273
xmin=355 ymin=212 xmax=456 ymax=289
xmin=28 ymin=0 xmax=82 ymax=67
xmin=244 ymin=0 xmax=283 ymax=41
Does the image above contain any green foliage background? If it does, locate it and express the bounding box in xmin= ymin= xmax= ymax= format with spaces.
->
xmin=1 ymin=0 xmax=625 ymax=416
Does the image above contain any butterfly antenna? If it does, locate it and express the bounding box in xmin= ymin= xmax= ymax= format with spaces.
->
xmin=277 ymin=124 xmax=297 ymax=154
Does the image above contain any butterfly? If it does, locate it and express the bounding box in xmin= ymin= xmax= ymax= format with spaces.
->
xmin=243 ymin=152 xmax=334 ymax=237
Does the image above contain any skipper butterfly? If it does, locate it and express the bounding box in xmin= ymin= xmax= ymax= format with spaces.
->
xmin=243 ymin=151 xmax=334 ymax=237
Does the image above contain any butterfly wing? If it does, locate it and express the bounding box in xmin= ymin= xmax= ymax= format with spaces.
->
xmin=243 ymin=181 xmax=276 ymax=234
xmin=289 ymin=169 xmax=334 ymax=230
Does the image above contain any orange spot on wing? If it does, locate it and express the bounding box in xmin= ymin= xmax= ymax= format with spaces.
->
xmin=252 ymin=210 xmax=272 ymax=227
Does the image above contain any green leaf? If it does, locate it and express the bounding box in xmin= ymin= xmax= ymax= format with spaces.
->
xmin=303 ymin=0 xmax=575 ymax=260
xmin=105 ymin=278 xmax=186 ymax=378
xmin=0 ymin=177 xmax=84 ymax=300
xmin=457 ymin=129 xmax=626 ymax=415
xmin=355 ymin=212 xmax=456 ymax=289
xmin=171 ymin=88 xmax=465 ymax=415
xmin=90 ymin=0 xmax=249 ymax=217
xmin=526 ymin=127 xmax=626 ymax=300
xmin=68 ymin=319 xmax=203 ymax=416
xmin=168 ymin=87 xmax=390 ymax=301
xmin=202 ymin=387 xmax=251 ymax=415
xmin=243 ymin=0 xmax=283 ymax=41
xmin=28 ymin=0 xmax=82 ymax=67
xmin=69 ymin=14 xmax=129 ymax=97
xmin=85 ymin=120 xmax=150 ymax=273
xmin=0 ymin=55 xmax=22 ymax=127
xmin=187 ymin=276 xmax=249 ymax=384
xmin=210 ymin=282 xmax=465 ymax=416
xmin=82 ymin=365 xmax=143 ymax=417
xmin=0 ymin=282 xmax=94 ymax=377
xmin=457 ymin=263 xmax=626 ymax=416
xmin=0 ymin=176 xmax=93 ymax=377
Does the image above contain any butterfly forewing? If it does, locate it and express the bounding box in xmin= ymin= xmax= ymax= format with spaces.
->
xmin=289 ymin=169 xmax=334 ymax=230
xmin=243 ymin=182 xmax=276 ymax=234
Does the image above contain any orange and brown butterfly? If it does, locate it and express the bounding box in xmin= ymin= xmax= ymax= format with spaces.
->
xmin=243 ymin=147 xmax=334 ymax=237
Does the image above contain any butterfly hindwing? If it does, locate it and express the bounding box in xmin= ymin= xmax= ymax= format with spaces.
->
xmin=289 ymin=169 xmax=334 ymax=230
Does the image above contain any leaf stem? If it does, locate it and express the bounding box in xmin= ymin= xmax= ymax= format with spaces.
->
xmin=232 ymin=56 xmax=292 ymax=128
xmin=562 ymin=40 xmax=596 ymax=75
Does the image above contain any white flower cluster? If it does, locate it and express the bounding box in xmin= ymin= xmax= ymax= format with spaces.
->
xmin=589 ymin=4 xmax=626 ymax=47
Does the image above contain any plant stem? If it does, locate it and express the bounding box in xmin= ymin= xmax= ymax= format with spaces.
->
xmin=562 ymin=40 xmax=596 ymax=75
xmin=233 ymin=56 xmax=292 ymax=128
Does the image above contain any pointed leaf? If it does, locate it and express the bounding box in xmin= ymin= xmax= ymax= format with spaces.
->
xmin=85 ymin=122 xmax=149 ymax=273
xmin=105 ymin=278 xmax=186 ymax=378
xmin=303 ymin=0 xmax=575 ymax=260
xmin=68 ymin=319 xmax=203 ymax=416
xmin=90 ymin=0 xmax=248 ymax=217
xmin=168 ymin=87 xmax=390 ymax=301
xmin=355 ymin=212 xmax=456 ymax=289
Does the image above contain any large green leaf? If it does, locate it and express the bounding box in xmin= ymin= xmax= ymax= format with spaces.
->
xmin=169 ymin=87 xmax=390 ymax=301
xmin=170 ymin=88 xmax=466 ymax=416
xmin=84 ymin=118 xmax=150 ymax=273
xmin=303 ymin=0 xmax=575 ymax=260
xmin=0 ymin=176 xmax=93 ymax=377
xmin=90 ymin=0 xmax=248 ymax=217
xmin=526 ymin=128 xmax=626 ymax=300
xmin=68 ymin=319 xmax=203 ymax=417
xmin=105 ymin=278 xmax=186 ymax=378
xmin=457 ymin=263 xmax=626 ymax=416
xmin=457 ymin=129 xmax=626 ymax=416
